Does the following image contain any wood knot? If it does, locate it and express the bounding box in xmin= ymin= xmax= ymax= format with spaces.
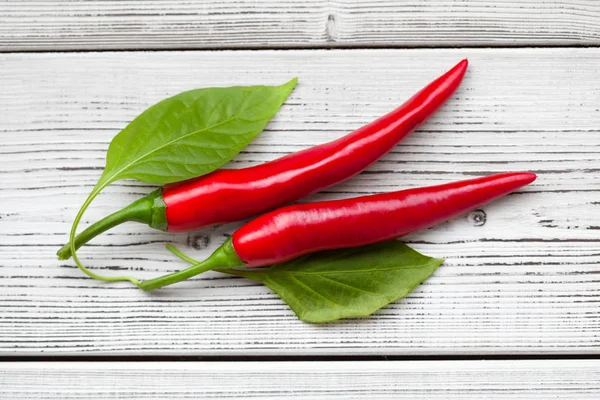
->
xmin=467 ymin=209 xmax=487 ymax=227
xmin=187 ymin=233 xmax=210 ymax=250
xmin=326 ymin=14 xmax=338 ymax=42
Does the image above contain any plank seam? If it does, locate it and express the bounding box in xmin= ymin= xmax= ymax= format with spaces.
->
xmin=2 ymin=43 xmax=600 ymax=54
xmin=1 ymin=354 xmax=600 ymax=362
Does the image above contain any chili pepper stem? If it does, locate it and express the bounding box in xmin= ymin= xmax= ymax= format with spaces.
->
xmin=165 ymin=243 xmax=200 ymax=265
xmin=139 ymin=238 xmax=245 ymax=291
xmin=139 ymin=259 xmax=214 ymax=291
xmin=67 ymin=182 xmax=141 ymax=286
xmin=57 ymin=189 xmax=167 ymax=260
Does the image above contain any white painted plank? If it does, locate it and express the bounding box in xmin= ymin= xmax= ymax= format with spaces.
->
xmin=0 ymin=49 xmax=599 ymax=355
xmin=1 ymin=361 xmax=600 ymax=399
xmin=2 ymin=0 xmax=600 ymax=51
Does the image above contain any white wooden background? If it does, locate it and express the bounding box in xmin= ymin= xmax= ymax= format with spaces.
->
xmin=2 ymin=361 xmax=600 ymax=399
xmin=1 ymin=0 xmax=599 ymax=398
xmin=2 ymin=0 xmax=600 ymax=50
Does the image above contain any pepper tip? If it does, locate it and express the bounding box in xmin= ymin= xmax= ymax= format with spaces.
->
xmin=524 ymin=172 xmax=537 ymax=184
xmin=512 ymin=172 xmax=537 ymax=185
xmin=446 ymin=59 xmax=469 ymax=81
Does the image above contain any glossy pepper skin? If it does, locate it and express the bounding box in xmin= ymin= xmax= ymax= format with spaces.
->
xmin=232 ymin=172 xmax=536 ymax=266
xmin=57 ymin=59 xmax=468 ymax=260
xmin=138 ymin=172 xmax=536 ymax=291
xmin=163 ymin=59 xmax=469 ymax=232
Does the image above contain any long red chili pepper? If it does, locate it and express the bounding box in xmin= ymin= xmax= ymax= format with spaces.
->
xmin=57 ymin=59 xmax=468 ymax=260
xmin=138 ymin=172 xmax=536 ymax=290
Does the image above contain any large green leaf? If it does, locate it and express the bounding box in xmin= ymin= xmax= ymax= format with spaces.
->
xmin=100 ymin=78 xmax=297 ymax=185
xmin=64 ymin=78 xmax=296 ymax=286
xmin=224 ymin=241 xmax=444 ymax=323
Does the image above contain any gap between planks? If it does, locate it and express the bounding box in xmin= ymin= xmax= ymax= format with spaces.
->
xmin=4 ymin=43 xmax=600 ymax=55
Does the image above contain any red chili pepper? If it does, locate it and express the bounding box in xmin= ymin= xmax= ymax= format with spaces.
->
xmin=57 ymin=60 xmax=468 ymax=260
xmin=139 ymin=172 xmax=536 ymax=290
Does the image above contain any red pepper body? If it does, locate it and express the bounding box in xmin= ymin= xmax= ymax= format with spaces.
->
xmin=232 ymin=172 xmax=536 ymax=267
xmin=163 ymin=60 xmax=468 ymax=232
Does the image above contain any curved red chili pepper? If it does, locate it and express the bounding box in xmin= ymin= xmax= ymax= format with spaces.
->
xmin=232 ymin=172 xmax=536 ymax=266
xmin=58 ymin=60 xmax=468 ymax=260
xmin=139 ymin=172 xmax=536 ymax=291
xmin=163 ymin=59 xmax=468 ymax=232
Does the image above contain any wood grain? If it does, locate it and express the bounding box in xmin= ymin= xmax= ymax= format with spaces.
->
xmin=0 ymin=49 xmax=599 ymax=355
xmin=2 ymin=361 xmax=600 ymax=399
xmin=2 ymin=0 xmax=600 ymax=51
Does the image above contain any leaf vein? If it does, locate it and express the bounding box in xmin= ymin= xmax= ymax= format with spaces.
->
xmin=288 ymin=275 xmax=343 ymax=308
xmin=316 ymin=274 xmax=382 ymax=296
xmin=108 ymin=113 xmax=242 ymax=182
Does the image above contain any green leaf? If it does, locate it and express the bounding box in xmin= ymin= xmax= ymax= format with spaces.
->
xmin=224 ymin=241 xmax=444 ymax=323
xmin=100 ymin=78 xmax=297 ymax=185
xmin=65 ymin=78 xmax=296 ymax=286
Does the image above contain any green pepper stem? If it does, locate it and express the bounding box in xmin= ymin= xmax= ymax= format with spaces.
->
xmin=57 ymin=189 xmax=166 ymax=260
xmin=139 ymin=238 xmax=245 ymax=291
xmin=67 ymin=182 xmax=141 ymax=285
xmin=166 ymin=243 xmax=201 ymax=265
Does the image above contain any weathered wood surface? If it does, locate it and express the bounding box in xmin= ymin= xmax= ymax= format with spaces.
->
xmin=1 ymin=49 xmax=599 ymax=355
xmin=2 ymin=0 xmax=600 ymax=51
xmin=2 ymin=360 xmax=600 ymax=399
